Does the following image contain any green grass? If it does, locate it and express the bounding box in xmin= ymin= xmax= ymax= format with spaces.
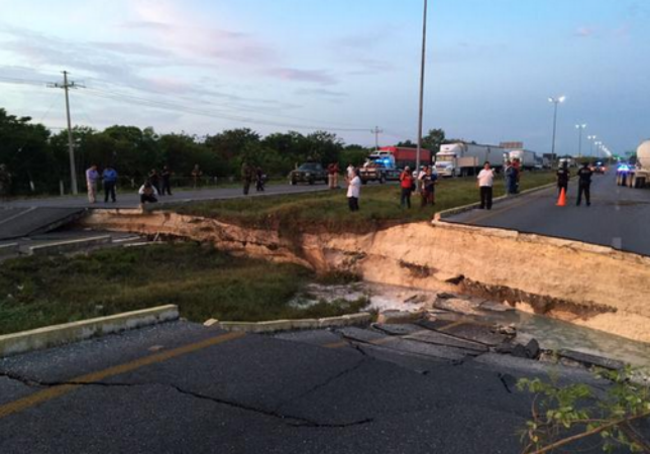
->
xmin=0 ymin=243 xmax=368 ymax=335
xmin=170 ymin=171 xmax=556 ymax=233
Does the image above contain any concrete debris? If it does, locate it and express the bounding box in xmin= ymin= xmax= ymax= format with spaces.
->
xmin=436 ymin=292 xmax=458 ymax=300
xmin=372 ymin=324 xmax=423 ymax=336
xmin=480 ymin=301 xmax=515 ymax=312
xmin=403 ymin=294 xmax=428 ymax=305
xmin=492 ymin=323 xmax=517 ymax=337
xmin=376 ymin=310 xmax=423 ymax=325
xmin=557 ymin=349 xmax=625 ymax=371
xmin=434 ymin=298 xmax=482 ymax=316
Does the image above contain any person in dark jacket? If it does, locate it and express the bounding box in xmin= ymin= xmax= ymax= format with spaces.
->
xmin=576 ymin=162 xmax=593 ymax=206
xmin=161 ymin=166 xmax=173 ymax=196
xmin=241 ymin=162 xmax=253 ymax=195
xmin=556 ymin=162 xmax=570 ymax=195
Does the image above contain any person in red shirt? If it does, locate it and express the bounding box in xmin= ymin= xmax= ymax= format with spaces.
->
xmin=327 ymin=162 xmax=340 ymax=189
xmin=399 ymin=166 xmax=414 ymax=209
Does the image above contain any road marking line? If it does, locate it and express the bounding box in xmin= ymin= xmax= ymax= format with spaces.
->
xmin=612 ymin=237 xmax=623 ymax=250
xmin=0 ymin=331 xmax=245 ymax=420
xmin=0 ymin=207 xmax=37 ymax=226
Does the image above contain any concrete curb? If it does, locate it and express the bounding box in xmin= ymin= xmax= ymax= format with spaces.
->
xmin=434 ymin=182 xmax=556 ymax=221
xmin=0 ymin=305 xmax=179 ymax=358
xmin=28 ymin=235 xmax=113 ymax=256
xmin=0 ymin=243 xmax=19 ymax=257
xmin=218 ymin=312 xmax=373 ymax=334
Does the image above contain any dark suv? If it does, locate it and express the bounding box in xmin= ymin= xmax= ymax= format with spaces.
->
xmin=289 ymin=162 xmax=328 ymax=185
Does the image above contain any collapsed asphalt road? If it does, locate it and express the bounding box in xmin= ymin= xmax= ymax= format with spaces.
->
xmin=0 ymin=321 xmax=638 ymax=454
xmin=447 ymin=170 xmax=650 ymax=256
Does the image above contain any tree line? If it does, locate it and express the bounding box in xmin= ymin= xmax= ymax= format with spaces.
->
xmin=0 ymin=107 xmax=446 ymax=195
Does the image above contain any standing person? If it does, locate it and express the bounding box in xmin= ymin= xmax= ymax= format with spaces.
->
xmin=149 ymin=169 xmax=161 ymax=194
xmin=0 ymin=164 xmax=12 ymax=200
xmin=347 ymin=168 xmax=361 ymax=212
xmin=399 ymin=166 xmax=414 ymax=209
xmin=421 ymin=166 xmax=437 ymax=207
xmin=85 ymin=164 xmax=100 ymax=203
xmin=161 ymin=166 xmax=173 ymax=196
xmin=102 ymin=165 xmax=118 ymax=203
xmin=138 ymin=180 xmax=158 ymax=205
xmin=327 ymin=162 xmax=339 ymax=189
xmin=255 ymin=166 xmax=266 ymax=192
xmin=576 ymin=162 xmax=593 ymax=207
xmin=477 ymin=161 xmax=495 ymax=210
xmin=505 ymin=161 xmax=518 ymax=196
xmin=346 ymin=163 xmax=355 ymax=182
xmin=241 ymin=162 xmax=253 ymax=195
xmin=191 ymin=164 xmax=202 ymax=189
xmin=556 ymin=161 xmax=570 ymax=196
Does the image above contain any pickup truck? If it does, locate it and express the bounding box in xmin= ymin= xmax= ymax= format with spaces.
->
xmin=359 ymin=162 xmax=388 ymax=184
xmin=289 ymin=162 xmax=328 ymax=185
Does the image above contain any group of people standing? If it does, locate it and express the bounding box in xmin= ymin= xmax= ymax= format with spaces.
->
xmin=85 ymin=165 xmax=174 ymax=205
xmin=557 ymin=161 xmax=593 ymax=206
xmin=241 ymin=163 xmax=267 ymax=195
xmin=398 ymin=166 xmax=438 ymax=209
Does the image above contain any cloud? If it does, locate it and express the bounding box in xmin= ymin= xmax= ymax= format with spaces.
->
xmin=295 ymin=88 xmax=347 ymax=98
xmin=575 ymin=26 xmax=596 ymax=38
xmin=266 ymin=68 xmax=338 ymax=86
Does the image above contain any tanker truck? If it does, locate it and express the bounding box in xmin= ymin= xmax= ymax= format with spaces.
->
xmin=617 ymin=140 xmax=650 ymax=188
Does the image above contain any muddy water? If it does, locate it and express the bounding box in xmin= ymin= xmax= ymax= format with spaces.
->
xmin=364 ymin=283 xmax=650 ymax=369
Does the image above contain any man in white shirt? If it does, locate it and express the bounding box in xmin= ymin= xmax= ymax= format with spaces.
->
xmin=347 ymin=168 xmax=361 ymax=212
xmin=477 ymin=161 xmax=495 ymax=210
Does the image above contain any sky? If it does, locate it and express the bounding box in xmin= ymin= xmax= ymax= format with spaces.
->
xmin=1 ymin=0 xmax=649 ymax=157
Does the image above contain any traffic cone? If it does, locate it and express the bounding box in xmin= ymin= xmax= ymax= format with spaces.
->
xmin=556 ymin=188 xmax=567 ymax=207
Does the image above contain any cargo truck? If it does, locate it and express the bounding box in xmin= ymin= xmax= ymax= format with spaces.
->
xmin=617 ymin=140 xmax=650 ymax=188
xmin=434 ymin=142 xmax=507 ymax=177
xmin=360 ymin=147 xmax=431 ymax=182
xmin=508 ymin=149 xmax=538 ymax=170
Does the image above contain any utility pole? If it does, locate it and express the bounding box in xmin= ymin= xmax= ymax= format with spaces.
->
xmin=416 ymin=0 xmax=428 ymax=173
xmin=371 ymin=126 xmax=383 ymax=151
xmin=575 ymin=124 xmax=586 ymax=158
xmin=49 ymin=71 xmax=83 ymax=195
xmin=548 ymin=96 xmax=565 ymax=168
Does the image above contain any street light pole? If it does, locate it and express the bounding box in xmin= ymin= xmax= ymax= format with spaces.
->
xmin=548 ymin=96 xmax=566 ymax=167
xmin=587 ymin=135 xmax=596 ymax=157
xmin=575 ymin=124 xmax=586 ymax=158
xmin=416 ymin=0 xmax=428 ymax=173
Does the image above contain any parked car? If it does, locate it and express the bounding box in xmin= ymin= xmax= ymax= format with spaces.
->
xmin=289 ymin=162 xmax=328 ymax=185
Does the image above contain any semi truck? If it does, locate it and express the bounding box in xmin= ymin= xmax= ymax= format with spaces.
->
xmin=508 ymin=149 xmax=538 ymax=170
xmin=434 ymin=142 xmax=507 ymax=177
xmin=360 ymin=147 xmax=431 ymax=182
xmin=617 ymin=140 xmax=650 ymax=188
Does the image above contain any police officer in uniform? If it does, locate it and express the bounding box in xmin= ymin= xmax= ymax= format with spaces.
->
xmin=576 ymin=162 xmax=593 ymax=206
xmin=556 ymin=161 xmax=570 ymax=195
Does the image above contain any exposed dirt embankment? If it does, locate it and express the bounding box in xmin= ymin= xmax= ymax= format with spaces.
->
xmin=82 ymin=209 xmax=650 ymax=343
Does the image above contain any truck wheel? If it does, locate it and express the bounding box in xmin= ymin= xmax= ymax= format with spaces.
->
xmin=309 ymin=178 xmax=315 ymax=185
xmin=290 ymin=180 xmax=296 ymax=186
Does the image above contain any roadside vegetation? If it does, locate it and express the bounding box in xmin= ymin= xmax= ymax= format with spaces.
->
xmin=171 ymin=171 xmax=556 ymax=233
xmin=0 ymin=243 xmax=368 ymax=335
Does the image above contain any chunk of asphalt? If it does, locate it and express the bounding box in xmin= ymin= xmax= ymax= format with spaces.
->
xmin=382 ymin=338 xmax=475 ymax=362
xmin=338 ymin=327 xmax=388 ymax=344
xmin=525 ymin=339 xmax=541 ymax=360
xmin=558 ymin=349 xmax=625 ymax=371
xmin=495 ymin=343 xmax=529 ymax=359
xmin=433 ymin=298 xmax=482 ymax=316
xmin=441 ymin=323 xmax=509 ymax=347
xmin=273 ymin=330 xmax=343 ymax=346
xmin=479 ymin=301 xmax=515 ymax=313
xmin=372 ymin=324 xmax=423 ymax=336
xmin=404 ymin=330 xmax=488 ymax=354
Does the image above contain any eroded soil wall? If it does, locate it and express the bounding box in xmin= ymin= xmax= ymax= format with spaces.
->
xmin=82 ymin=210 xmax=650 ymax=342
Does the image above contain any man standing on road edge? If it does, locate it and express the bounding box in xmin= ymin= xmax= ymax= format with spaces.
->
xmin=576 ymin=162 xmax=593 ymax=207
xmin=557 ymin=161 xmax=570 ymax=196
xmin=399 ymin=166 xmax=414 ymax=209
xmin=327 ymin=162 xmax=340 ymax=189
xmin=102 ymin=165 xmax=118 ymax=203
xmin=85 ymin=164 xmax=100 ymax=203
xmin=347 ymin=168 xmax=361 ymax=211
xmin=241 ymin=162 xmax=253 ymax=195
xmin=477 ymin=161 xmax=495 ymax=210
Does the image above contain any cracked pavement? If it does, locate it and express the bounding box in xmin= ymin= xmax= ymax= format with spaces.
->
xmin=0 ymin=321 xmax=628 ymax=453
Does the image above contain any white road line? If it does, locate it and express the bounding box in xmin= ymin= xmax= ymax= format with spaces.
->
xmin=612 ymin=237 xmax=623 ymax=250
xmin=0 ymin=207 xmax=37 ymax=226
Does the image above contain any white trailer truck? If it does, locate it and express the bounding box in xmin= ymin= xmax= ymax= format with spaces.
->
xmin=508 ymin=149 xmax=538 ymax=170
xmin=617 ymin=140 xmax=650 ymax=188
xmin=435 ymin=142 xmax=506 ymax=177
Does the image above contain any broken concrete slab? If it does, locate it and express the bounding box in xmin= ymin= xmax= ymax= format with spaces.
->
xmin=437 ymin=322 xmax=509 ymax=347
xmin=558 ymin=349 xmax=625 ymax=371
xmin=372 ymin=324 xmax=423 ymax=336
xmin=338 ymin=327 xmax=389 ymax=344
xmin=404 ymin=330 xmax=488 ymax=354
xmin=480 ymin=301 xmax=515 ymax=312
xmin=376 ymin=310 xmax=422 ymax=325
xmin=377 ymin=338 xmax=476 ymax=362
xmin=434 ymin=298 xmax=483 ymax=316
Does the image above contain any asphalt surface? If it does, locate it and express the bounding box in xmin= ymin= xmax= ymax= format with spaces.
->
xmin=3 ymin=183 xmax=335 ymax=210
xmin=0 ymin=207 xmax=85 ymax=241
xmin=1 ymin=321 xmax=640 ymax=454
xmin=447 ymin=170 xmax=650 ymax=256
